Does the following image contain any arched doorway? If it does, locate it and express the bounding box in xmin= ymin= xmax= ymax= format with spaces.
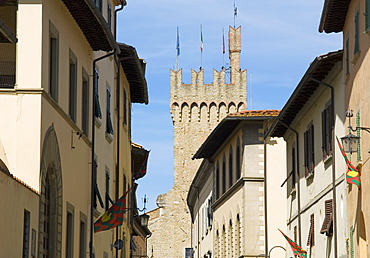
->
xmin=38 ymin=126 xmax=63 ymax=258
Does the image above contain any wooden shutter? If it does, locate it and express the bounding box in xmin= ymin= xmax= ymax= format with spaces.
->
xmin=307 ymin=214 xmax=315 ymax=247
xmin=354 ymin=11 xmax=360 ymax=55
xmin=320 ymin=199 xmax=333 ymax=236
xmin=322 ymin=109 xmax=328 ymax=159
xmin=94 ymin=69 xmax=102 ymax=118
xmin=304 ymin=131 xmax=309 ymax=177
xmin=309 ymin=124 xmax=315 ymax=173
xmin=93 ymin=159 xmax=104 ymax=209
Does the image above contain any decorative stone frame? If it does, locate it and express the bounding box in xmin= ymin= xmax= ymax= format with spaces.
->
xmin=38 ymin=126 xmax=63 ymax=258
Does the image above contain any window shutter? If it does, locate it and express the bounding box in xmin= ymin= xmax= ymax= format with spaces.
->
xmin=346 ymin=38 xmax=350 ymax=74
xmin=93 ymin=159 xmax=104 ymax=209
xmin=366 ymin=0 xmax=370 ymax=32
xmin=307 ymin=214 xmax=315 ymax=247
xmin=94 ymin=70 xmax=102 ymax=119
xmin=106 ymin=88 xmax=114 ymax=134
xmin=304 ymin=131 xmax=309 ymax=177
xmin=322 ymin=110 xmax=327 ymax=159
xmin=328 ymin=103 xmax=333 ymax=154
xmin=308 ymin=124 xmax=315 ymax=174
xmin=320 ymin=199 xmax=333 ymax=236
xmin=354 ymin=11 xmax=360 ymax=55
xmin=350 ymin=226 xmax=354 ymax=258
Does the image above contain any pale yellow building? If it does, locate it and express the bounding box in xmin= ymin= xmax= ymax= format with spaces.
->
xmin=320 ymin=0 xmax=370 ymax=256
xmin=0 ymin=0 xmax=148 ymax=257
xmin=188 ymin=110 xmax=287 ymax=258
xmin=270 ymin=50 xmax=348 ymax=257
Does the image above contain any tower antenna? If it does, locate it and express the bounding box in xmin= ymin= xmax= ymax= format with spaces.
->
xmin=233 ymin=0 xmax=237 ymax=28
xmin=176 ymin=26 xmax=180 ymax=71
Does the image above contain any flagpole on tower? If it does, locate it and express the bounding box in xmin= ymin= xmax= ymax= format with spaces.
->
xmin=233 ymin=0 xmax=237 ymax=28
xmin=176 ymin=26 xmax=180 ymax=71
xmin=222 ymin=27 xmax=225 ymax=68
xmin=200 ymin=24 xmax=203 ymax=70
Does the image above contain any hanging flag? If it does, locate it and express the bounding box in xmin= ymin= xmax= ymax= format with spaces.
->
xmin=94 ymin=190 xmax=129 ymax=233
xmin=134 ymin=151 xmax=150 ymax=180
xmin=222 ymin=28 xmax=225 ymax=54
xmin=336 ymin=136 xmax=361 ymax=186
xmin=278 ymin=229 xmax=307 ymax=258
xmin=200 ymin=24 xmax=203 ymax=53
xmin=176 ymin=27 xmax=180 ymax=57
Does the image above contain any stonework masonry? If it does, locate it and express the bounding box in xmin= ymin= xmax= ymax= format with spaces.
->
xmin=147 ymin=26 xmax=247 ymax=258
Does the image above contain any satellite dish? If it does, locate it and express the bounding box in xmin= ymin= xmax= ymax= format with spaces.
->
xmin=112 ymin=239 xmax=124 ymax=250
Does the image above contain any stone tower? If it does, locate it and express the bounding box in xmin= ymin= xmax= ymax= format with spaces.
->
xmin=147 ymin=26 xmax=247 ymax=258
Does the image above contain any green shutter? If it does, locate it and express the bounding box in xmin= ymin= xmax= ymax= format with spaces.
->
xmin=354 ymin=11 xmax=360 ymax=55
xmin=346 ymin=38 xmax=350 ymax=74
xmin=366 ymin=0 xmax=370 ymax=32
xmin=350 ymin=226 xmax=354 ymax=258
xmin=356 ymin=111 xmax=361 ymax=161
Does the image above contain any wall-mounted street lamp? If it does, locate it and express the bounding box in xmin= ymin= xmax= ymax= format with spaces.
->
xmin=140 ymin=213 xmax=149 ymax=227
xmin=340 ymin=110 xmax=370 ymax=154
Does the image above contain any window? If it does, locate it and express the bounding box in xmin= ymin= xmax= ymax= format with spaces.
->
xmin=207 ymin=197 xmax=212 ymax=228
xmin=106 ymin=86 xmax=114 ymax=134
xmin=69 ymin=50 xmax=77 ymax=122
xmin=346 ymin=37 xmax=350 ymax=74
xmin=49 ymin=22 xmax=59 ymax=101
xmin=222 ymin=156 xmax=226 ymax=194
xmin=123 ymin=90 xmax=127 ymax=125
xmin=82 ymin=69 xmax=89 ymax=136
xmin=322 ymin=102 xmax=333 ymax=159
xmin=94 ymin=68 xmax=102 ymax=119
xmin=354 ymin=11 xmax=360 ymax=55
xmin=23 ymin=210 xmax=31 ymax=258
xmin=94 ymin=0 xmax=102 ymax=13
xmin=93 ymin=158 xmax=104 ymax=209
xmin=236 ymin=139 xmax=241 ymax=180
xmin=185 ymin=248 xmax=193 ymax=258
xmin=307 ymin=214 xmax=315 ymax=247
xmin=366 ymin=0 xmax=370 ymax=32
xmin=320 ymin=199 xmax=333 ymax=236
xmin=105 ymin=167 xmax=113 ymax=210
xmin=215 ymin=162 xmax=220 ymax=199
xmin=229 ymin=147 xmax=233 ymax=187
xmin=304 ymin=123 xmax=314 ymax=176
xmin=79 ymin=214 xmax=87 ymax=258
xmin=291 ymin=145 xmax=296 ymax=190
xmin=66 ymin=204 xmax=74 ymax=258
xmin=107 ymin=4 xmax=112 ymax=29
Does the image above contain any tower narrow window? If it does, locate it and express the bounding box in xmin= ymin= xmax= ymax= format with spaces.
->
xmin=49 ymin=23 xmax=59 ymax=101
xmin=69 ymin=50 xmax=77 ymax=122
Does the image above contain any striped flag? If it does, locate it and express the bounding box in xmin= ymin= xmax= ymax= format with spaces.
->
xmin=176 ymin=27 xmax=180 ymax=56
xmin=336 ymin=136 xmax=361 ymax=186
xmin=200 ymin=25 xmax=203 ymax=53
xmin=278 ymin=229 xmax=307 ymax=257
xmin=94 ymin=190 xmax=129 ymax=233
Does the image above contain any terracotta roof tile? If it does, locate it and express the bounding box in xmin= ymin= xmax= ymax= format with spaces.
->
xmin=228 ymin=109 xmax=280 ymax=117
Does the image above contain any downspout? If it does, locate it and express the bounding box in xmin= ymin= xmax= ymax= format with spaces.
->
xmin=274 ymin=120 xmax=302 ymax=247
xmin=114 ymin=2 xmax=125 ymax=257
xmin=194 ymin=185 xmax=200 ymax=258
xmin=263 ymin=121 xmax=268 ymax=257
xmin=308 ymin=76 xmax=337 ymax=258
xmin=90 ymin=50 xmax=116 ymax=258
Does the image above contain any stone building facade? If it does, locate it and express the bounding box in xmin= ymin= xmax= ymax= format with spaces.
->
xmin=147 ymin=26 xmax=247 ymax=258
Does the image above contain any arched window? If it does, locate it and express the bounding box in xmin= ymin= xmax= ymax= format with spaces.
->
xmin=229 ymin=147 xmax=233 ymax=187
xmin=222 ymin=156 xmax=226 ymax=194
xmin=215 ymin=162 xmax=220 ymax=199
xmin=236 ymin=139 xmax=241 ymax=180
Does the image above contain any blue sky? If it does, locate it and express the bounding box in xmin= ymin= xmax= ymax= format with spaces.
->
xmin=117 ymin=0 xmax=342 ymax=211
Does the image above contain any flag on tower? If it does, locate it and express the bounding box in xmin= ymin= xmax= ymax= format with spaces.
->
xmin=278 ymin=229 xmax=307 ymax=257
xmin=222 ymin=28 xmax=225 ymax=54
xmin=176 ymin=27 xmax=180 ymax=56
xmin=200 ymin=25 xmax=203 ymax=53
xmin=336 ymin=136 xmax=361 ymax=186
xmin=94 ymin=190 xmax=129 ymax=233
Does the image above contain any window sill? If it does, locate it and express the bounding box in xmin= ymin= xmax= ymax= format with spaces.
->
xmin=95 ymin=118 xmax=102 ymax=128
xmin=352 ymin=51 xmax=361 ymax=64
xmin=323 ymin=154 xmax=332 ymax=164
xmin=105 ymin=133 xmax=113 ymax=143
xmin=306 ymin=172 xmax=314 ymax=180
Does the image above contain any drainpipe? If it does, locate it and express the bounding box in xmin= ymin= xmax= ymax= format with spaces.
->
xmin=263 ymin=121 xmax=268 ymax=257
xmin=194 ymin=185 xmax=200 ymax=258
xmin=90 ymin=50 xmax=116 ymax=258
xmin=114 ymin=2 xmax=125 ymax=257
xmin=275 ymin=120 xmax=302 ymax=247
xmin=308 ymin=76 xmax=337 ymax=258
